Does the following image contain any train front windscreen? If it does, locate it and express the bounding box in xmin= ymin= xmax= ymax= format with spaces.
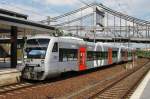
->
xmin=26 ymin=39 xmax=50 ymax=59
xmin=26 ymin=47 xmax=47 ymax=59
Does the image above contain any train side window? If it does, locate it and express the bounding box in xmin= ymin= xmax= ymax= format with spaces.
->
xmin=112 ymin=51 xmax=117 ymax=58
xmin=52 ymin=43 xmax=58 ymax=52
xmin=101 ymin=52 xmax=106 ymax=59
xmin=87 ymin=51 xmax=93 ymax=61
xmin=59 ymin=48 xmax=78 ymax=62
xmin=95 ymin=52 xmax=100 ymax=60
xmin=101 ymin=52 xmax=104 ymax=59
xmin=59 ymin=49 xmax=63 ymax=62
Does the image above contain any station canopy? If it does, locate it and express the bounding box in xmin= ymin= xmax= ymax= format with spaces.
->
xmin=0 ymin=9 xmax=55 ymax=39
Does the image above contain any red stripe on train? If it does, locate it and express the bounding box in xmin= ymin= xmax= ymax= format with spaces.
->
xmin=79 ymin=47 xmax=87 ymax=71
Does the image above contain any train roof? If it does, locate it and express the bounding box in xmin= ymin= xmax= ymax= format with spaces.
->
xmin=28 ymin=35 xmax=84 ymax=41
xmin=26 ymin=36 xmax=135 ymax=50
xmin=60 ymin=36 xmax=83 ymax=41
xmin=96 ymin=42 xmax=119 ymax=48
xmin=27 ymin=35 xmax=53 ymax=39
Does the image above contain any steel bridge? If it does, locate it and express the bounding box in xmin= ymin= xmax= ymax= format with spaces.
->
xmin=41 ymin=3 xmax=150 ymax=43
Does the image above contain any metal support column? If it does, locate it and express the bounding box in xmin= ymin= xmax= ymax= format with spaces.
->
xmin=93 ymin=5 xmax=97 ymax=43
xmin=120 ymin=16 xmax=122 ymax=45
xmin=148 ymin=26 xmax=150 ymax=38
xmin=106 ymin=13 xmax=109 ymax=37
xmin=132 ymin=20 xmax=134 ymax=37
xmin=11 ymin=26 xmax=17 ymax=68
xmin=120 ymin=16 xmax=122 ymax=36
xmin=114 ymin=15 xmax=116 ymax=45
xmin=125 ymin=20 xmax=127 ymax=37
xmin=146 ymin=24 xmax=148 ymax=38
xmin=105 ymin=12 xmax=109 ymax=42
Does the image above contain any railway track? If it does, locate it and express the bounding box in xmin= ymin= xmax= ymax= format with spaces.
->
xmin=65 ymin=60 xmax=150 ymax=99
xmin=91 ymin=62 xmax=150 ymax=99
xmin=0 ymin=82 xmax=33 ymax=94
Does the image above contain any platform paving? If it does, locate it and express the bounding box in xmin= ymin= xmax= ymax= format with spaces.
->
xmin=130 ymin=70 xmax=150 ymax=99
xmin=0 ymin=68 xmax=21 ymax=87
xmin=140 ymin=79 xmax=150 ymax=99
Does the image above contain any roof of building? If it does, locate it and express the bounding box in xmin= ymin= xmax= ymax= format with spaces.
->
xmin=0 ymin=12 xmax=55 ymax=31
xmin=0 ymin=8 xmax=28 ymax=19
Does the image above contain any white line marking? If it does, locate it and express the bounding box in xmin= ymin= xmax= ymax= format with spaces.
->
xmin=130 ymin=70 xmax=150 ymax=99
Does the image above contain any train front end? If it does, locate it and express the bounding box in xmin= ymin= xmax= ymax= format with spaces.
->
xmin=22 ymin=37 xmax=50 ymax=80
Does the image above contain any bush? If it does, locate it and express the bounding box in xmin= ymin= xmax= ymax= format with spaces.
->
xmin=136 ymin=50 xmax=150 ymax=58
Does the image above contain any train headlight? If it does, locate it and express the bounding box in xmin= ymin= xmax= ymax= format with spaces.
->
xmin=41 ymin=60 xmax=44 ymax=64
xmin=24 ymin=56 xmax=27 ymax=59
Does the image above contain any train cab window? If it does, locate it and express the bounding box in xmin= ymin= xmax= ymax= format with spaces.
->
xmin=52 ymin=43 xmax=58 ymax=52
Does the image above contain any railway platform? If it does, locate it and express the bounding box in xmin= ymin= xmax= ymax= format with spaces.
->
xmin=0 ymin=68 xmax=21 ymax=87
xmin=130 ymin=70 xmax=150 ymax=99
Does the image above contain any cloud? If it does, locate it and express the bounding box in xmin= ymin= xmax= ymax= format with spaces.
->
xmin=101 ymin=0 xmax=150 ymax=20
xmin=0 ymin=1 xmax=60 ymax=21
xmin=33 ymin=0 xmax=79 ymax=6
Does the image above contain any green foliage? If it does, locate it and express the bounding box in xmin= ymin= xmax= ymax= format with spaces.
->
xmin=52 ymin=28 xmax=64 ymax=37
xmin=136 ymin=50 xmax=150 ymax=58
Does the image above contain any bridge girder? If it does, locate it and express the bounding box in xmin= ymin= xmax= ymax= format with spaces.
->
xmin=41 ymin=3 xmax=150 ymax=42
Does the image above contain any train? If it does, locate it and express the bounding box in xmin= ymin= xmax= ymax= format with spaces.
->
xmin=22 ymin=35 xmax=136 ymax=80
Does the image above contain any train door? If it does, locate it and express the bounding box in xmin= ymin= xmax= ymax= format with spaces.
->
xmin=78 ymin=47 xmax=86 ymax=71
xmin=51 ymin=42 xmax=59 ymax=71
xmin=108 ymin=48 xmax=112 ymax=64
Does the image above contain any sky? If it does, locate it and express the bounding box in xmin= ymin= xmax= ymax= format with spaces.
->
xmin=0 ymin=0 xmax=150 ymax=22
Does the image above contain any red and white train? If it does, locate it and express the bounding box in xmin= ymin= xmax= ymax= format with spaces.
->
xmin=22 ymin=35 xmax=136 ymax=80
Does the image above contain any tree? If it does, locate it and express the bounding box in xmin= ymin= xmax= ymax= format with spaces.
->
xmin=52 ymin=28 xmax=64 ymax=37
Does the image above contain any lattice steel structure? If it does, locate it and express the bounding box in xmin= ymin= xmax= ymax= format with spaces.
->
xmin=41 ymin=3 xmax=150 ymax=43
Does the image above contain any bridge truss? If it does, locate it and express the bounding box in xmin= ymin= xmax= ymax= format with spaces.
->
xmin=41 ymin=3 xmax=150 ymax=43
